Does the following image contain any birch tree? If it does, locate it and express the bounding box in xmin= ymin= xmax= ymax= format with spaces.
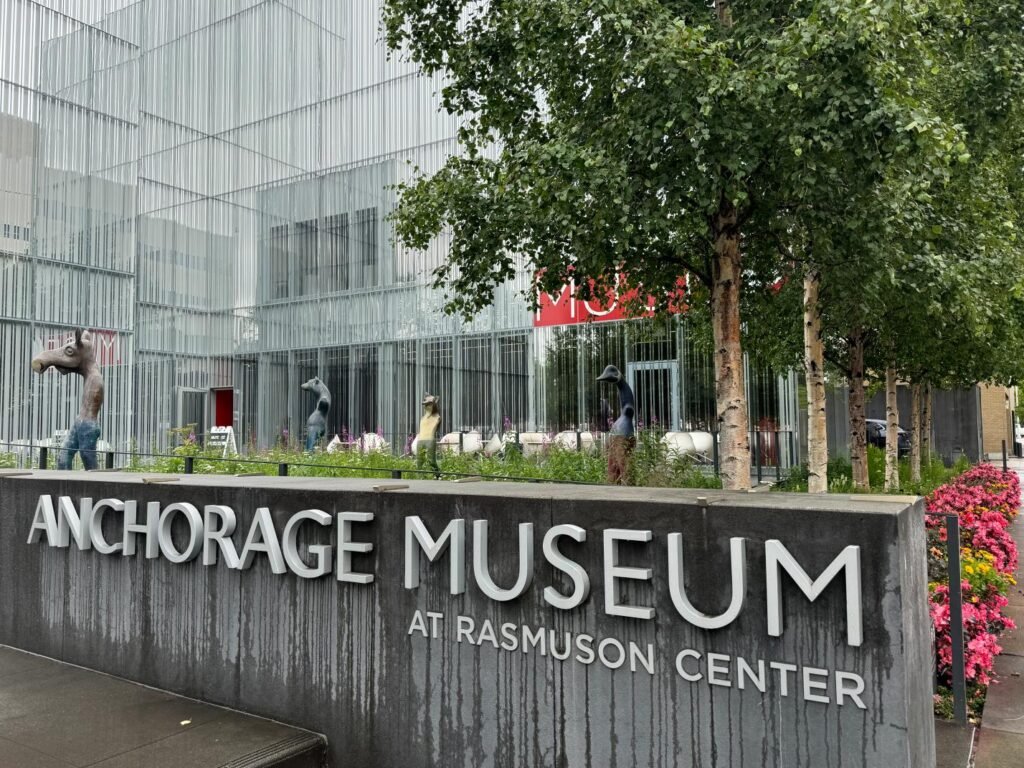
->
xmin=382 ymin=0 xmax=962 ymax=490
xmin=803 ymin=268 xmax=827 ymax=492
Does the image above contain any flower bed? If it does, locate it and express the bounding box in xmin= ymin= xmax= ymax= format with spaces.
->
xmin=926 ymin=464 xmax=1019 ymax=717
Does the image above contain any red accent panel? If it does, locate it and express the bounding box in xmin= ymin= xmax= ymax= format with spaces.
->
xmin=214 ymin=389 xmax=233 ymax=427
xmin=533 ymin=274 xmax=688 ymax=328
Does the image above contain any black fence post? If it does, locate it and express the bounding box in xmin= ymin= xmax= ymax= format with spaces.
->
xmin=38 ymin=446 xmax=48 ymax=470
xmin=945 ymin=514 xmax=968 ymax=726
xmin=278 ymin=462 xmax=289 ymax=477
xmin=105 ymin=451 xmax=115 ymax=470
xmin=776 ymin=431 xmax=782 ymax=482
xmin=712 ymin=429 xmax=720 ymax=477
xmin=755 ymin=430 xmax=762 ymax=484
xmin=1002 ymin=439 xmax=1008 ymax=472
xmin=576 ymin=430 xmax=582 ymax=452
xmin=184 ymin=456 xmax=194 ymax=475
xmin=391 ymin=469 xmax=403 ymax=480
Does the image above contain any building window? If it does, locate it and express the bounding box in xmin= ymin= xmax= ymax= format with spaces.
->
xmin=351 ymin=207 xmax=378 ymax=289
xmin=23 ymin=227 xmax=30 ymax=241
xmin=3 ymin=224 xmax=9 ymax=239
xmin=13 ymin=226 xmax=20 ymax=240
xmin=264 ymin=224 xmax=290 ymax=300
xmin=321 ymin=213 xmax=349 ymax=293
xmin=294 ymin=219 xmax=318 ymax=297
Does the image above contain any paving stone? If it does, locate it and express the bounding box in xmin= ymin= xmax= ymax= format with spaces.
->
xmin=973 ymin=729 xmax=1024 ymax=768
xmin=0 ymin=647 xmax=324 ymax=768
xmin=0 ymin=736 xmax=75 ymax=768
xmin=87 ymin=716 xmax=323 ymax=768
xmin=934 ymin=720 xmax=974 ymax=768
xmin=998 ymin=622 xmax=1024 ymax=658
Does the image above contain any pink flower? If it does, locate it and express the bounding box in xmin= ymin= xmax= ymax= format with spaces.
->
xmin=926 ymin=465 xmax=1020 ymax=689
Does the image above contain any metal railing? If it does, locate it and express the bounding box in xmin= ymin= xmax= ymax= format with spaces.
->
xmin=2 ymin=431 xmax=802 ymax=484
xmin=10 ymin=444 xmax=605 ymax=487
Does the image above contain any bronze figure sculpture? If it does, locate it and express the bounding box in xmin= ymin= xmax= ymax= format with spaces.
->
xmin=302 ymin=376 xmax=331 ymax=451
xmin=417 ymin=394 xmax=442 ymax=478
xmin=31 ymin=329 xmax=104 ymax=470
xmin=597 ymin=364 xmax=635 ymax=485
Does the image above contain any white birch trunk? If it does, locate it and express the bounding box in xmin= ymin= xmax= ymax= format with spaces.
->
xmin=910 ymin=383 xmax=922 ymax=484
xmin=884 ymin=366 xmax=900 ymax=491
xmin=712 ymin=198 xmax=750 ymax=491
xmin=804 ymin=269 xmax=827 ymax=493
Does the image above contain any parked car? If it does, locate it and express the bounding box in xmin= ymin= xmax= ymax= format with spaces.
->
xmin=865 ymin=419 xmax=911 ymax=457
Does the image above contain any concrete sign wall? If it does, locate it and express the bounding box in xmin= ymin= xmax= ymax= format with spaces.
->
xmin=0 ymin=473 xmax=935 ymax=768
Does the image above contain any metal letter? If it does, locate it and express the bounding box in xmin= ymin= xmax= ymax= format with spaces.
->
xmin=472 ymin=520 xmax=534 ymax=601
xmin=707 ymin=653 xmax=732 ymax=687
xmin=123 ymin=501 xmax=160 ymax=558
xmin=404 ymin=516 xmax=465 ymax=594
xmin=158 ymin=503 xmax=203 ymax=564
xmin=542 ymin=524 xmax=590 ymax=610
xmin=803 ymin=667 xmax=831 ymax=704
xmin=668 ymin=534 xmax=746 ymax=629
xmin=603 ymin=528 xmax=654 ymax=619
xmin=675 ymin=649 xmax=703 ymax=681
xmin=765 ymin=540 xmax=863 ymax=647
xmin=282 ymin=509 xmax=332 ymax=579
xmin=769 ymin=661 xmax=798 ymax=696
xmin=408 ymin=610 xmax=428 ymax=636
xmin=336 ymin=512 xmax=373 ymax=584
xmin=27 ymin=495 xmax=59 ymax=545
xmin=237 ymin=507 xmax=287 ymax=574
xmin=89 ymin=499 xmax=124 ymax=554
xmin=203 ymin=505 xmax=239 ymax=567
xmin=835 ymin=671 xmax=867 ymax=709
xmin=57 ymin=496 xmax=93 ymax=550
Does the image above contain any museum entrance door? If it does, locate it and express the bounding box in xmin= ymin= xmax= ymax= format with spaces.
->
xmin=213 ymin=388 xmax=234 ymax=427
xmin=627 ymin=361 xmax=679 ymax=431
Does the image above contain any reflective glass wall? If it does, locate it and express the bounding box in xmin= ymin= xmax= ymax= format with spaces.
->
xmin=1 ymin=0 xmax=799 ymax=467
xmin=0 ymin=0 xmax=138 ymax=455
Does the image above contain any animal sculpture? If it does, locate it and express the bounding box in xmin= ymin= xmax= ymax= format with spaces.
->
xmin=597 ymin=364 xmax=636 ymax=484
xmin=31 ymin=329 xmax=104 ymax=470
xmin=417 ymin=394 xmax=442 ymax=477
xmin=301 ymin=376 xmax=331 ymax=451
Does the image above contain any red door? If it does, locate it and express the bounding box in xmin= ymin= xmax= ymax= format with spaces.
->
xmin=213 ymin=389 xmax=234 ymax=427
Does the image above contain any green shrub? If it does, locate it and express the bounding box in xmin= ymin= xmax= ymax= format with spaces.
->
xmin=773 ymin=446 xmax=970 ymax=495
xmin=123 ymin=435 xmax=723 ymax=488
xmin=627 ymin=430 xmax=721 ymax=489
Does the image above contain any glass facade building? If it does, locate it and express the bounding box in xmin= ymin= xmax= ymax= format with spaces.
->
xmin=1 ymin=0 xmax=799 ymax=462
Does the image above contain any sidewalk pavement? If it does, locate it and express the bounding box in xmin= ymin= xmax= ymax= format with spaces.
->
xmin=0 ymin=646 xmax=325 ymax=768
xmin=936 ymin=719 xmax=976 ymax=768
xmin=971 ymin=465 xmax=1024 ymax=768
